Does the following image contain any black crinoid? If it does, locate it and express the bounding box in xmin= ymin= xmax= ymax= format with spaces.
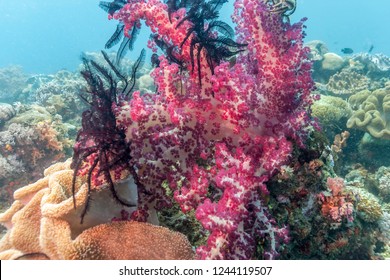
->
xmin=99 ymin=0 xmax=127 ymax=16
xmin=165 ymin=0 xmax=191 ymax=22
xmin=71 ymin=49 xmax=145 ymax=223
xmin=99 ymin=0 xmax=141 ymax=65
xmin=176 ymin=0 xmax=247 ymax=87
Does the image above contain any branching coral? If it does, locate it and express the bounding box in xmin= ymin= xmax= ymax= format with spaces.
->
xmin=0 ymin=155 xmax=25 ymax=180
xmin=34 ymin=120 xmax=64 ymax=152
xmin=0 ymin=123 xmax=36 ymax=146
xmin=22 ymin=70 xmax=87 ymax=120
xmin=0 ymin=123 xmax=36 ymax=180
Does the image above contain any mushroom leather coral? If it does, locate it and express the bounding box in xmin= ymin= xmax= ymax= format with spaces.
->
xmin=41 ymin=219 xmax=193 ymax=260
xmin=40 ymin=169 xmax=138 ymax=238
xmin=0 ymin=176 xmax=49 ymax=254
xmin=0 ymin=160 xmax=193 ymax=260
xmin=347 ymin=88 xmax=390 ymax=139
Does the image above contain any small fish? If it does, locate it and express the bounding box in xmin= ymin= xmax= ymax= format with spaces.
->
xmin=368 ymin=44 xmax=374 ymax=53
xmin=341 ymin=48 xmax=354 ymax=54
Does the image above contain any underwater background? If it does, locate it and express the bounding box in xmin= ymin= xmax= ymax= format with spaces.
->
xmin=1 ymin=0 xmax=390 ymax=74
xmin=0 ymin=0 xmax=390 ymax=260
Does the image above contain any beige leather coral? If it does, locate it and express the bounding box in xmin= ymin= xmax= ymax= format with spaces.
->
xmin=0 ymin=160 xmax=194 ymax=260
xmin=0 ymin=175 xmax=49 ymax=254
xmin=40 ymin=168 xmax=138 ymax=238
xmin=347 ymin=88 xmax=390 ymax=139
xmin=41 ymin=219 xmax=193 ymax=260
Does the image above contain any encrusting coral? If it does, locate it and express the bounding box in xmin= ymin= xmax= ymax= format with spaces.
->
xmin=0 ymin=160 xmax=193 ymax=260
xmin=326 ymin=68 xmax=369 ymax=96
xmin=346 ymin=186 xmax=383 ymax=223
xmin=311 ymin=94 xmax=352 ymax=127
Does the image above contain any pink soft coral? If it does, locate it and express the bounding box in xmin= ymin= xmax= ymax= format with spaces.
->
xmin=110 ymin=0 xmax=316 ymax=259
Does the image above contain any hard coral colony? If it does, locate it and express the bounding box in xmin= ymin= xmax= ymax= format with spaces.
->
xmin=1 ymin=0 xmax=365 ymax=260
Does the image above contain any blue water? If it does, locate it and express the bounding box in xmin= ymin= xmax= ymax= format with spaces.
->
xmin=1 ymin=0 xmax=389 ymax=74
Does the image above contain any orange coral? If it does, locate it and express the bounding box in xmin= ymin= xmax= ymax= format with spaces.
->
xmin=318 ymin=177 xmax=354 ymax=224
xmin=31 ymin=147 xmax=44 ymax=165
xmin=331 ymin=131 xmax=350 ymax=154
xmin=325 ymin=237 xmax=349 ymax=254
xmin=35 ymin=121 xmax=63 ymax=151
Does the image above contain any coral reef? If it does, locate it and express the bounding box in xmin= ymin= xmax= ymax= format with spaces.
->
xmin=310 ymin=42 xmax=390 ymax=98
xmin=0 ymin=65 xmax=28 ymax=102
xmin=331 ymin=131 xmax=350 ymax=155
xmin=0 ymin=154 xmax=25 ymax=181
xmin=306 ymin=40 xmax=329 ymax=62
xmin=378 ymin=211 xmax=390 ymax=258
xmin=21 ymin=70 xmax=87 ymax=123
xmin=0 ymin=104 xmax=75 ymax=207
xmin=0 ymin=113 xmax=71 ymax=169
xmin=263 ymin=147 xmax=385 ymax=259
xmin=356 ymin=133 xmax=390 ymax=169
xmin=1 ymin=0 xmax=389 ymax=261
xmin=350 ymin=53 xmax=390 ymax=78
xmin=306 ymin=41 xmax=345 ymax=83
xmin=0 ymin=123 xmax=36 ymax=178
